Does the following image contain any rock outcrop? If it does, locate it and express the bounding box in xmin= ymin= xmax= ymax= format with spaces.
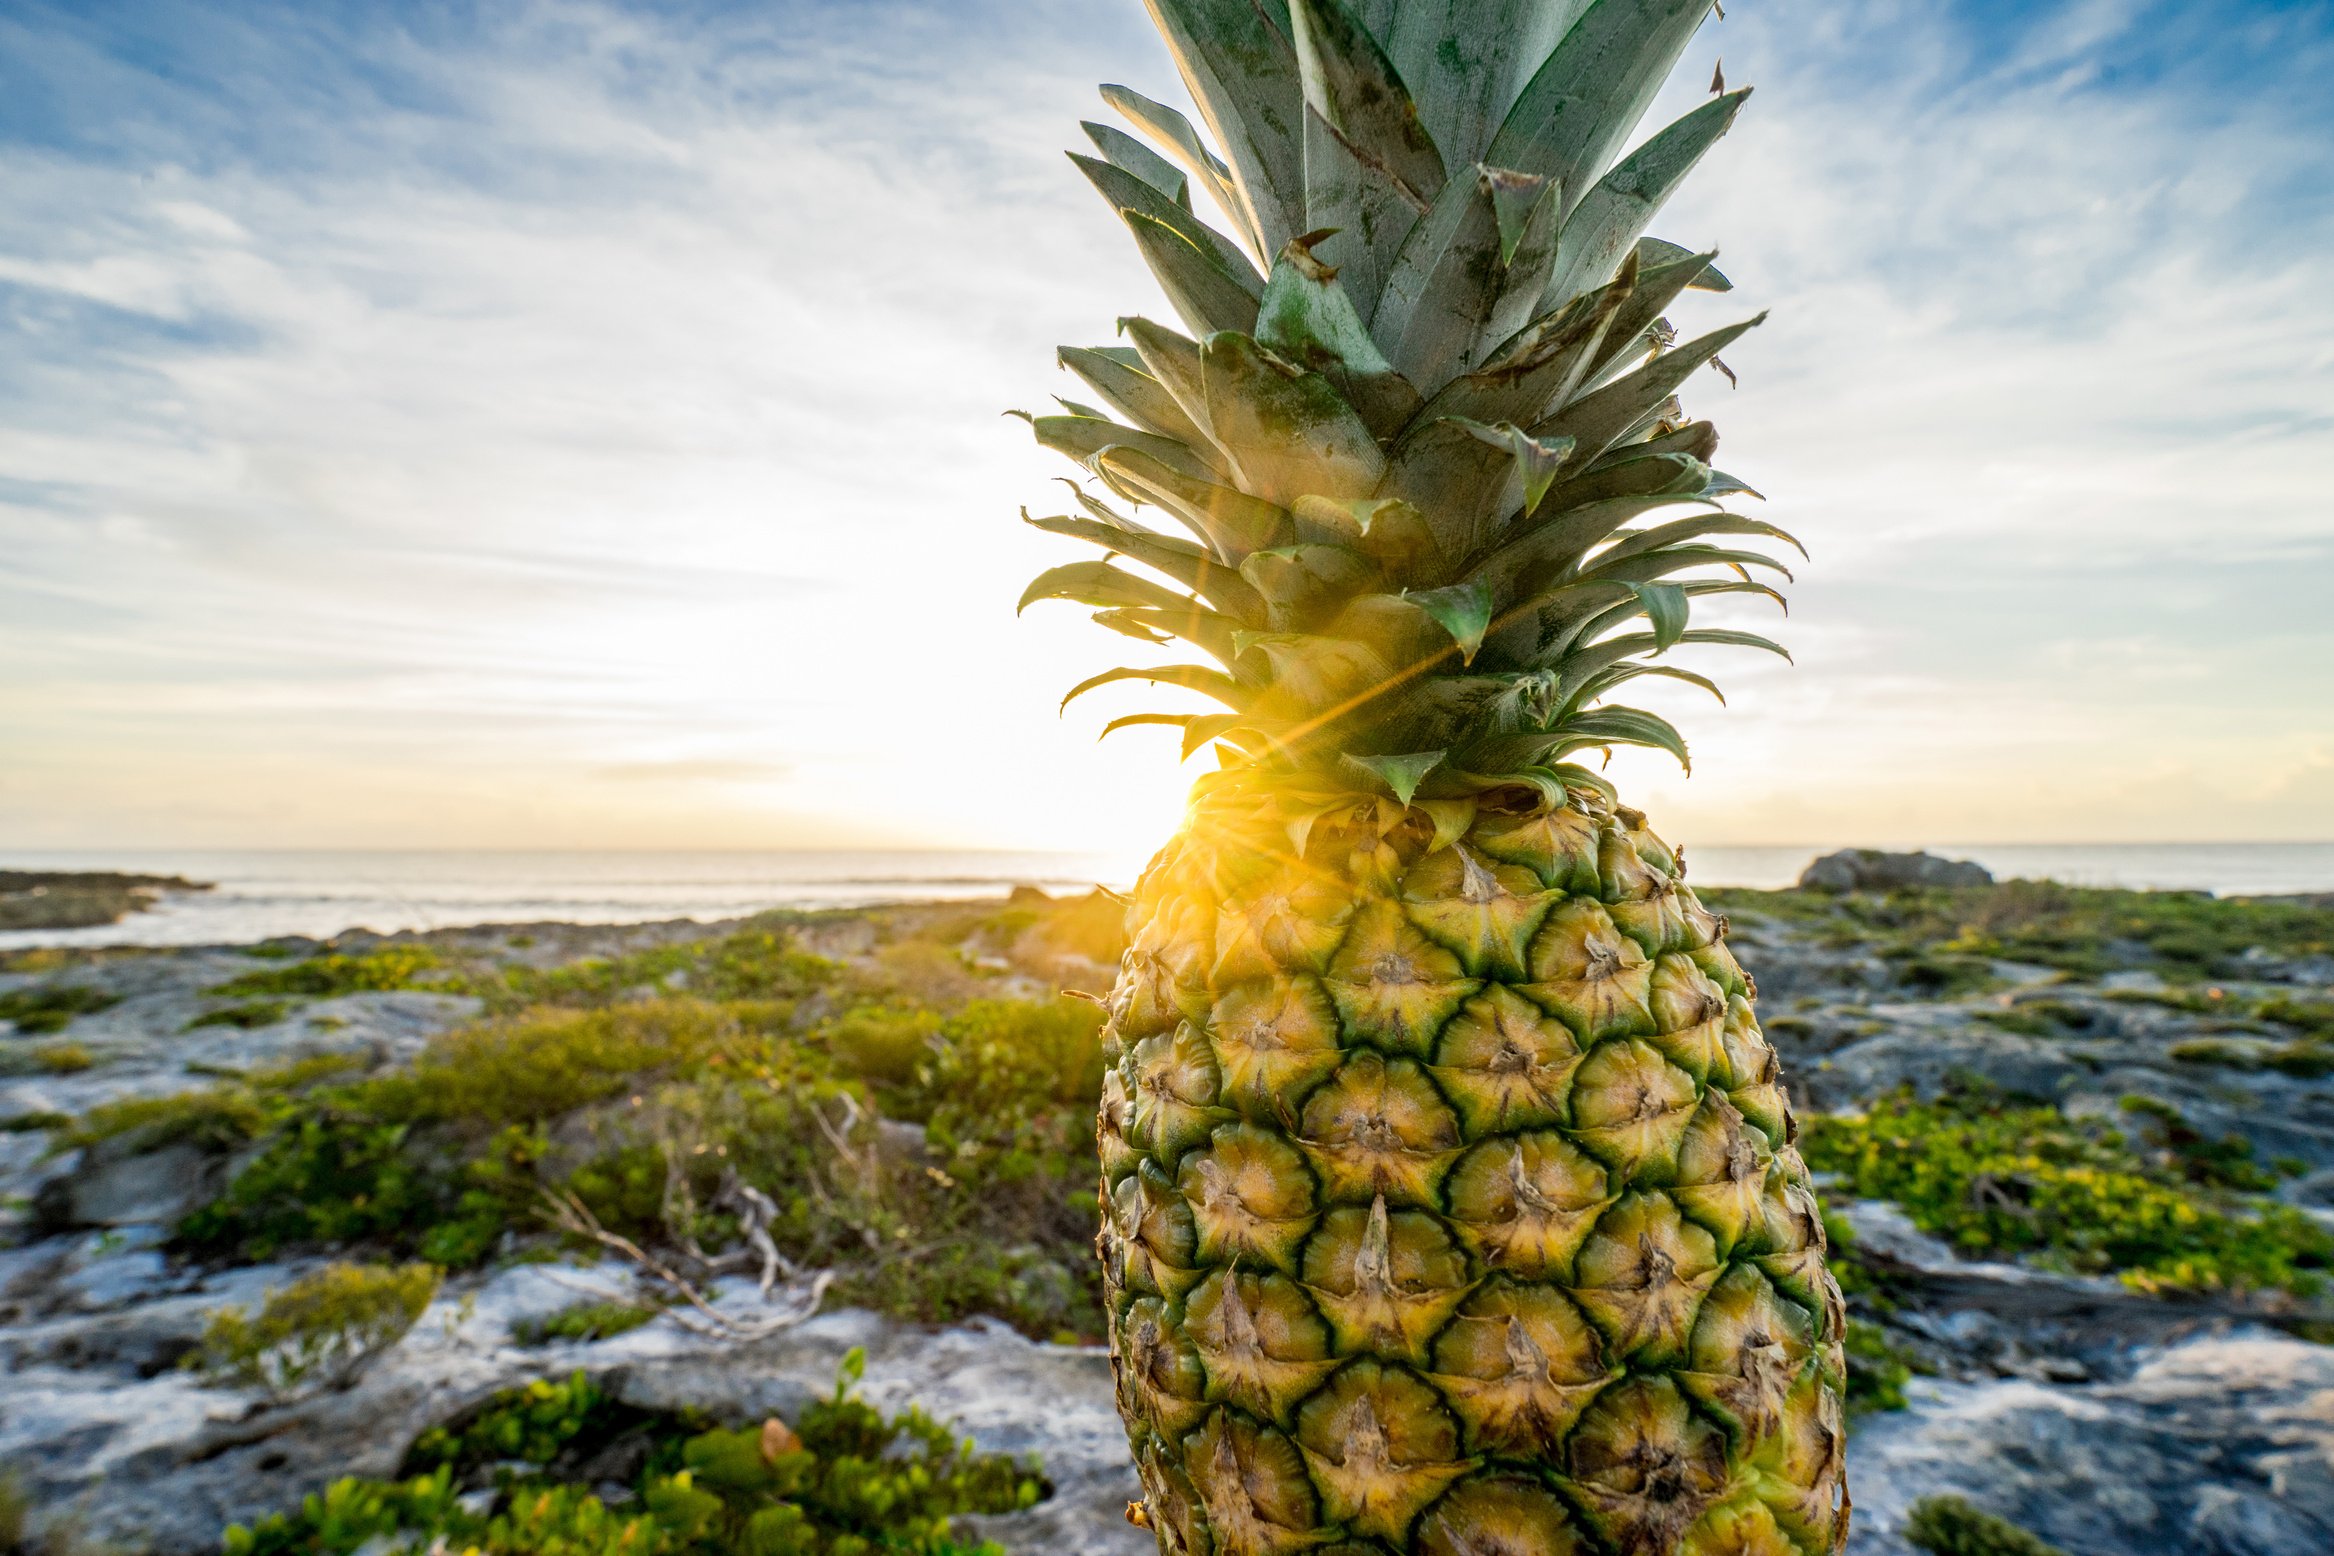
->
xmin=1800 ymin=848 xmax=1996 ymax=891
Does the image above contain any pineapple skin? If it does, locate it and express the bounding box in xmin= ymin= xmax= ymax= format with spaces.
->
xmin=1098 ymin=784 xmax=1848 ymax=1556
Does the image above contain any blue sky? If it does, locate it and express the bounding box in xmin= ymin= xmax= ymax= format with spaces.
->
xmin=1 ymin=0 xmax=2329 ymax=853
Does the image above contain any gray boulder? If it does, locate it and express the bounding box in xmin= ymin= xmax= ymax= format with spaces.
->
xmin=1800 ymin=848 xmax=1994 ymax=891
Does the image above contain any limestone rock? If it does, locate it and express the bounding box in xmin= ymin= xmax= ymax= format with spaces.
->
xmin=1801 ymin=848 xmax=1995 ymax=891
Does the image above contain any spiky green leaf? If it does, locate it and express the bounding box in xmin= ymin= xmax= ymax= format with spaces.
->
xmin=1487 ymin=0 xmax=1717 ymax=218
xmin=1344 ymin=748 xmax=1447 ymax=805
xmin=1200 ymin=331 xmax=1386 ymax=506
xmin=1136 ymin=0 xmax=1305 ymax=258
xmin=1083 ymin=121 xmax=1192 ymax=210
xmin=1404 ymin=581 xmax=1495 ymax=664
xmin=1288 ymin=0 xmax=1446 ymax=207
xmin=1543 ymin=88 xmax=1750 ymax=308
xmin=1124 ymin=213 xmax=1265 ymax=338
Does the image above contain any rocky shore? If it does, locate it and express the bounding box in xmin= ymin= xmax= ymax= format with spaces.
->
xmin=0 ymin=873 xmax=212 ymax=934
xmin=2 ymin=863 xmax=2331 ymax=1554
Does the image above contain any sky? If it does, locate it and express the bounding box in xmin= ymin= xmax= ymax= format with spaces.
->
xmin=1 ymin=0 xmax=2330 ymax=857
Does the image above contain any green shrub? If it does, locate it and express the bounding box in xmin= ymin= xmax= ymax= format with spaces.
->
xmin=209 ymin=946 xmax=442 ymax=1000
xmin=2260 ymin=996 xmax=2334 ymax=1039
xmin=229 ymin=1355 xmax=1038 ymax=1556
xmin=0 ymin=984 xmax=119 ymax=1034
xmin=20 ymin=1043 xmax=95 ymax=1075
xmin=1803 ymin=1088 xmax=2334 ymax=1296
xmin=1703 ymin=880 xmax=2334 ymax=983
xmin=186 ymin=1001 xmax=292 ymax=1031
xmin=63 ymin=1087 xmax=277 ymax=1154
xmin=478 ymin=928 xmax=835 ymax=1013
xmin=0 ymin=1467 xmax=24 ymax=1548
xmin=1903 ymin=1494 xmax=2068 ymax=1556
xmin=512 ymin=1300 xmax=659 ymax=1347
xmin=193 ymin=1262 xmax=442 ymax=1398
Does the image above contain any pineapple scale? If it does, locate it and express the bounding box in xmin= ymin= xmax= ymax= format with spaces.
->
xmin=1098 ymin=785 xmax=1848 ymax=1556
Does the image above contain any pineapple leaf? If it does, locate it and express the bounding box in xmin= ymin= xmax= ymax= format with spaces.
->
xmin=1380 ymin=0 xmax=1584 ymax=173
xmin=1543 ymin=88 xmax=1750 ymax=307
xmin=1478 ymin=167 xmax=1564 ymax=353
xmin=1099 ymin=84 xmax=1252 ymax=250
xmin=1091 ymin=604 xmax=1244 ymax=664
xmin=1124 ymin=213 xmax=1265 ymax=338
xmin=1030 ymin=414 xmax=1220 ymax=487
xmin=1448 ymin=417 xmax=1576 ymax=517
xmin=1253 ymin=238 xmax=1424 ymax=437
xmin=1595 ymin=512 xmax=1806 ymax=566
xmin=1098 ymin=711 xmax=1200 ymax=742
xmin=1572 ymin=659 xmax=1726 ymax=708
xmin=1023 ymin=513 xmax=1267 ymax=618
xmin=1670 ymin=625 xmax=1792 ymax=661
xmin=1544 ymin=576 xmax=1786 ymax=662
xmin=1536 ymin=313 xmax=1766 ymax=461
xmin=1119 ymin=317 xmax=1216 ymax=437
xmin=1180 ymin=712 xmax=1256 ymax=757
xmin=1061 ymin=664 xmax=1248 ymax=712
xmin=1585 ymin=246 xmax=1723 ymax=380
xmin=1138 ymin=0 xmax=1307 ymax=259
xmin=1290 ymin=495 xmax=1443 ymax=573
xmin=1373 ymin=165 xmax=1509 ymax=393
xmin=1093 ymin=609 xmax=1174 ymax=645
xmin=1018 ymin=560 xmax=1206 ymax=619
xmin=1072 ymin=153 xmax=1264 ymax=293
xmin=1058 ymin=346 xmax=1218 ymax=456
xmin=1471 ymin=492 xmax=1714 ymax=605
xmin=1299 ymin=108 xmax=1429 ymax=324
xmin=1579 ymin=543 xmax=1793 ymax=586
xmin=1343 ymin=749 xmax=1448 ymax=806
xmin=1377 ymin=415 xmax=1540 ymax=558
xmin=1637 ymin=235 xmax=1731 ymax=290
xmin=1627 ymin=581 xmax=1689 ymax=649
xmin=1404 ymin=581 xmax=1495 ymax=665
xmin=1199 ymin=331 xmax=1386 ymax=505
xmin=1550 ymin=704 xmax=1692 ymax=770
xmin=1488 ymin=0 xmax=1717 ymax=218
xmin=1093 ymin=444 xmax=1293 ymax=559
xmin=1288 ymin=0 xmax=1447 ymax=208
xmin=1414 ymin=262 xmax=1634 ymax=435
xmin=1082 ymin=121 xmax=1193 ymax=210
xmin=1240 ymin=544 xmax=1382 ymax=625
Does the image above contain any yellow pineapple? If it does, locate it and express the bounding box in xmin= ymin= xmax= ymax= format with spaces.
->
xmin=1017 ymin=3 xmax=1846 ymax=1551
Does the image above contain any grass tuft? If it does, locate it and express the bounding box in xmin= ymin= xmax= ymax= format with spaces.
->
xmin=1903 ymin=1494 xmax=2069 ymax=1556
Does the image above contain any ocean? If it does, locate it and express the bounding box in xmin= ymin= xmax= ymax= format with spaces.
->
xmin=3 ymin=842 xmax=2331 ymax=951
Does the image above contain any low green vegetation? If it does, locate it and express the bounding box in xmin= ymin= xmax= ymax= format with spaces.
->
xmin=0 ymin=984 xmax=119 ymax=1035
xmin=186 ymin=1000 xmax=293 ymax=1031
xmin=1707 ymin=878 xmax=2333 ymax=985
xmin=513 ymin=1299 xmax=661 ymax=1347
xmin=65 ymin=917 xmax=1112 ymax=1342
xmin=208 ymin=945 xmax=445 ymax=1000
xmin=1803 ymin=1084 xmax=2333 ymax=1296
xmin=0 ymin=1042 xmax=96 ymax=1077
xmin=1903 ymin=1494 xmax=2069 ymax=1556
xmin=225 ymin=1356 xmax=1041 ymax=1556
xmin=192 ymin=1262 xmax=443 ymax=1399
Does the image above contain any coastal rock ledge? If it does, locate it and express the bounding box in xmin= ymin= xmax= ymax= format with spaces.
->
xmin=1800 ymin=848 xmax=1996 ymax=891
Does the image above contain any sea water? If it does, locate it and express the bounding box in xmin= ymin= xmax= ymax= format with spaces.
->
xmin=2 ymin=842 xmax=2330 ymax=950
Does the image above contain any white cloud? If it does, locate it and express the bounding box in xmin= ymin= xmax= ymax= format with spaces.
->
xmin=0 ymin=0 xmax=2328 ymax=852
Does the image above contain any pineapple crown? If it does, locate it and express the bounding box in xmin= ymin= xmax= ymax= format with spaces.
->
xmin=1017 ymin=0 xmax=1796 ymax=807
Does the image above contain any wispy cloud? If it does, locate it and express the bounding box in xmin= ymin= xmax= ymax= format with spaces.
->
xmin=0 ymin=0 xmax=2328 ymax=850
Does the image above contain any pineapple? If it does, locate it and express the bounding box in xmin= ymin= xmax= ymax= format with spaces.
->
xmin=1017 ymin=2 xmax=1846 ymax=1551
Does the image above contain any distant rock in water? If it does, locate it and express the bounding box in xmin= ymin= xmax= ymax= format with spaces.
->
xmin=0 ymin=869 xmax=212 ymax=930
xmin=1799 ymin=848 xmax=1994 ymax=891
